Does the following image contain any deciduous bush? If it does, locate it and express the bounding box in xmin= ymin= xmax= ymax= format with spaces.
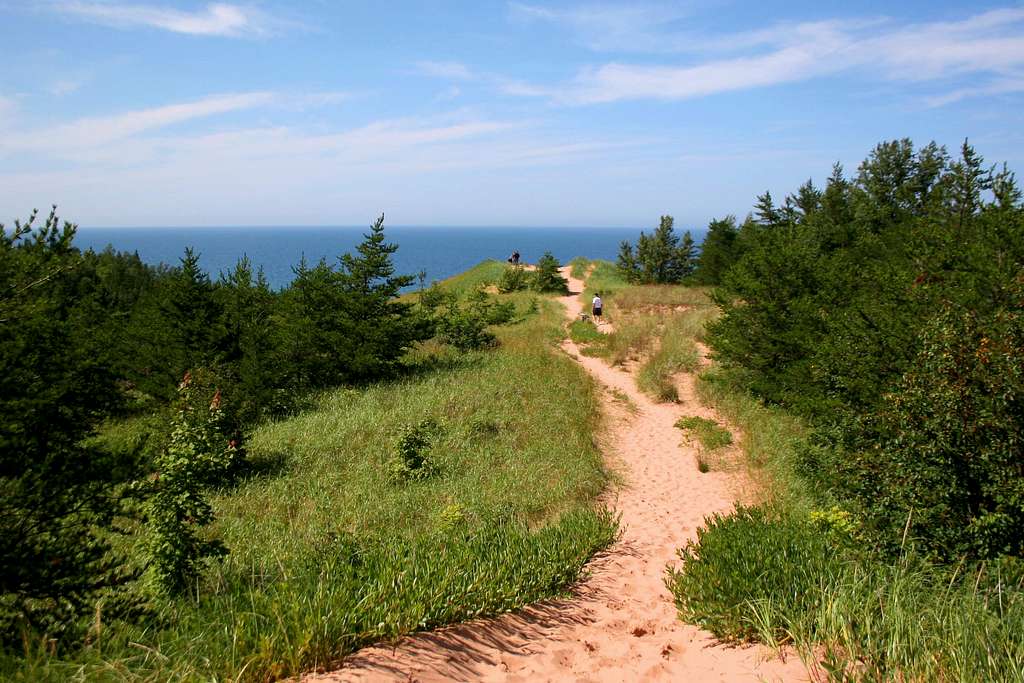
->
xmin=388 ymin=419 xmax=442 ymax=481
xmin=142 ymin=372 xmax=239 ymax=594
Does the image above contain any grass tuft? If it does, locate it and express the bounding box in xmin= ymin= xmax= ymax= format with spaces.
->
xmin=675 ymin=416 xmax=733 ymax=451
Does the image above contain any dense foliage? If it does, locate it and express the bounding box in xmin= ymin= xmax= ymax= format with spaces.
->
xmin=533 ymin=251 xmax=569 ymax=293
xmin=0 ymin=209 xmax=133 ymax=646
xmin=617 ymin=215 xmax=696 ymax=284
xmin=703 ymin=139 xmax=1024 ymax=559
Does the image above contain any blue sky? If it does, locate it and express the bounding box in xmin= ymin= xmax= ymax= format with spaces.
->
xmin=1 ymin=1 xmax=1022 ymax=227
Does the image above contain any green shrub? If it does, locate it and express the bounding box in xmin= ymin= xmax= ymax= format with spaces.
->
xmin=485 ymin=300 xmax=517 ymax=325
xmin=815 ymin=289 xmax=1024 ymax=560
xmin=436 ymin=303 xmax=498 ymax=351
xmin=389 ymin=419 xmax=442 ymax=481
xmin=666 ymin=505 xmax=843 ymax=643
xmin=142 ymin=372 xmax=239 ymax=595
xmin=498 ymin=265 xmax=533 ymax=293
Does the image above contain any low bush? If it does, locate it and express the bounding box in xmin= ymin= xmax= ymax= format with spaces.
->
xmin=388 ymin=419 xmax=442 ymax=481
xmin=142 ymin=372 xmax=241 ymax=595
xmin=498 ymin=265 xmax=534 ymax=293
xmin=485 ymin=300 xmax=517 ymax=325
xmin=436 ymin=303 xmax=498 ymax=351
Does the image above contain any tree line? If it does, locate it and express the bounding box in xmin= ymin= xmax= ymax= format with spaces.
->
xmin=691 ymin=140 xmax=1022 ymax=561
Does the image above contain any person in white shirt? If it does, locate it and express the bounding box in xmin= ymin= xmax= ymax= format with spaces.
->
xmin=592 ymin=293 xmax=603 ymax=324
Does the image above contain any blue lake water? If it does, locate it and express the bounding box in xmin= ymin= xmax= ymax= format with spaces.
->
xmin=76 ymin=226 xmax=707 ymax=291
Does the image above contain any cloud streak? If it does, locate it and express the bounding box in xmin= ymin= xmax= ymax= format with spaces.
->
xmin=54 ymin=2 xmax=274 ymax=37
xmin=503 ymin=7 xmax=1024 ymax=106
xmin=414 ymin=60 xmax=476 ymax=81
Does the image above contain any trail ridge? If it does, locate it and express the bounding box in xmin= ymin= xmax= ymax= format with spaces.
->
xmin=309 ymin=267 xmax=807 ymax=682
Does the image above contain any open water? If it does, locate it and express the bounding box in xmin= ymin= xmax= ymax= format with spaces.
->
xmin=76 ymin=226 xmax=706 ymax=291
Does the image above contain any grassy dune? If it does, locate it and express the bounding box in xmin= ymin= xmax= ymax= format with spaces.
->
xmin=8 ymin=262 xmax=616 ymax=682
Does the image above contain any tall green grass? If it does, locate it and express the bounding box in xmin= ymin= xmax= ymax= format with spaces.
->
xmin=635 ymin=311 xmax=709 ymax=401
xmin=578 ymin=259 xmax=629 ymax=305
xmin=6 ymin=272 xmax=616 ymax=681
xmin=668 ymin=506 xmax=1024 ymax=682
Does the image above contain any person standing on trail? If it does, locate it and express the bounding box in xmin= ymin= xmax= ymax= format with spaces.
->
xmin=592 ymin=293 xmax=603 ymax=324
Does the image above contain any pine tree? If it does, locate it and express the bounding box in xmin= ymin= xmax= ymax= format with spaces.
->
xmin=533 ymin=251 xmax=569 ymax=294
xmin=619 ymin=215 xmax=696 ymax=284
xmin=693 ymin=216 xmax=739 ymax=285
xmin=616 ymin=240 xmax=639 ymax=282
xmin=158 ymin=248 xmax=224 ymax=388
xmin=0 ymin=209 xmax=130 ymax=644
xmin=280 ymin=215 xmax=431 ymax=388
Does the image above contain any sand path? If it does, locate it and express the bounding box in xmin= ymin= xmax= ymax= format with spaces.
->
xmin=307 ymin=268 xmax=807 ymax=682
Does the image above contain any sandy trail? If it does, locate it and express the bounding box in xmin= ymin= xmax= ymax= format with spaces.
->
xmin=307 ymin=268 xmax=807 ymax=682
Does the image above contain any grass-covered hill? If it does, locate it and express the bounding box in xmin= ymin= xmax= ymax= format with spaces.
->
xmin=4 ymin=259 xmax=616 ymax=681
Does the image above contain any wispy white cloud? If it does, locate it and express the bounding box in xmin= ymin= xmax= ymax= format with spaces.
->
xmin=505 ymin=6 xmax=1024 ymax=106
xmin=508 ymin=2 xmax=694 ymax=53
xmin=414 ymin=60 xmax=476 ymax=81
xmin=2 ymin=92 xmax=275 ymax=150
xmin=48 ymin=78 xmax=86 ymax=96
xmin=53 ymin=1 xmax=275 ymax=37
xmin=434 ymin=85 xmax=463 ymax=102
xmin=925 ymin=77 xmax=1024 ymax=107
xmin=0 ymin=99 xmax=641 ymax=225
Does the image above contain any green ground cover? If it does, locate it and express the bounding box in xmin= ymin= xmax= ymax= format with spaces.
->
xmin=5 ymin=264 xmax=616 ymax=682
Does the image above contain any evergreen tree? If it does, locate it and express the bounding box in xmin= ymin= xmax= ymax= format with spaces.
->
xmin=216 ymin=257 xmax=281 ymax=426
xmin=0 ymin=209 xmax=131 ymax=644
xmin=693 ymin=215 xmax=739 ymax=285
xmin=533 ymin=251 xmax=569 ymax=294
xmin=753 ymin=191 xmax=781 ymax=227
xmin=618 ymin=215 xmax=697 ymax=284
xmin=161 ymin=248 xmax=223 ymax=376
xmin=280 ymin=215 xmax=431 ymax=388
xmin=616 ymin=240 xmax=639 ymax=282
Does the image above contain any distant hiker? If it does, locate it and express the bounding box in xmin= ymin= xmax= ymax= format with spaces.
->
xmin=592 ymin=293 xmax=603 ymax=323
xmin=508 ymin=250 xmax=520 ymax=265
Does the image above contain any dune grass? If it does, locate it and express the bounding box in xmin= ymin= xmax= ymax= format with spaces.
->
xmin=430 ymin=259 xmax=510 ymax=295
xmin=634 ymin=310 xmax=710 ymax=402
xmin=6 ymin=268 xmax=617 ymax=682
xmin=577 ymin=259 xmax=628 ymax=304
xmin=674 ymin=416 xmax=733 ymax=451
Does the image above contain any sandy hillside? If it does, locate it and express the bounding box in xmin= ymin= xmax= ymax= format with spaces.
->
xmin=306 ymin=267 xmax=808 ymax=682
